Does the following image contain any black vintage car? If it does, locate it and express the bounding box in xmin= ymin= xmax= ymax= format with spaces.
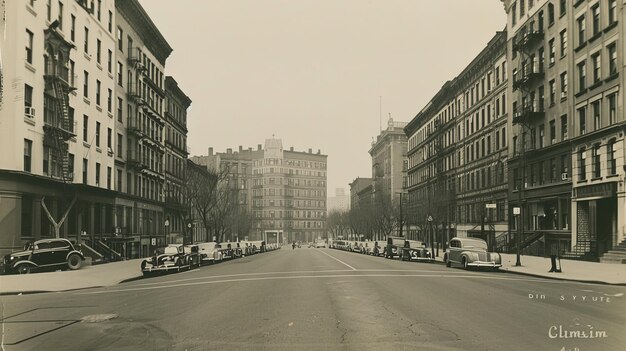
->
xmin=2 ymin=238 xmax=85 ymax=274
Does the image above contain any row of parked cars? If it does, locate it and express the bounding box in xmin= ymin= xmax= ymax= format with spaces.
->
xmin=329 ymin=236 xmax=502 ymax=270
xmin=140 ymin=241 xmax=281 ymax=277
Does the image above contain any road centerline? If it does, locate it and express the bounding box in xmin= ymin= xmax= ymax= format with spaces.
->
xmin=316 ymin=249 xmax=357 ymax=271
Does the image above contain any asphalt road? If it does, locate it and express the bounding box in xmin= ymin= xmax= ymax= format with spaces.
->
xmin=1 ymin=247 xmax=625 ymax=351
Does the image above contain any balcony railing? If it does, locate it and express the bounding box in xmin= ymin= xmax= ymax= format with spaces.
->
xmin=127 ymin=151 xmax=146 ymax=170
xmin=513 ymin=29 xmax=544 ymax=53
xmin=513 ymin=64 xmax=545 ymax=90
xmin=513 ymin=101 xmax=545 ymax=125
xmin=127 ymin=84 xmax=146 ymax=105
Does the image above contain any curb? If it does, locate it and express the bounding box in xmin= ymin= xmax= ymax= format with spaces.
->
xmin=500 ymin=268 xmax=626 ymax=286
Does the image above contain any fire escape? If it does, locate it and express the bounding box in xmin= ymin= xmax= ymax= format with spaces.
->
xmin=43 ymin=24 xmax=76 ymax=183
xmin=127 ymin=47 xmax=148 ymax=171
xmin=433 ymin=117 xmax=455 ymax=249
xmin=510 ymin=21 xmax=546 ymax=257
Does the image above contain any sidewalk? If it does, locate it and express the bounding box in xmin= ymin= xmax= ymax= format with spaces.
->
xmin=0 ymin=259 xmax=143 ymax=295
xmin=433 ymin=252 xmax=626 ymax=285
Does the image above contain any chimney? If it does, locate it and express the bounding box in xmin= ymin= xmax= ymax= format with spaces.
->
xmin=317 ymin=149 xmax=321 ymax=154
xmin=308 ymin=148 xmax=312 ymax=154
xmin=258 ymin=144 xmax=262 ymax=150
xmin=290 ymin=147 xmax=294 ymax=151
xmin=227 ymin=148 xmax=232 ymax=154
xmin=239 ymin=145 xmax=243 ymax=152
xmin=208 ymin=147 xmax=213 ymax=156
xmin=248 ymin=147 xmax=252 ymax=152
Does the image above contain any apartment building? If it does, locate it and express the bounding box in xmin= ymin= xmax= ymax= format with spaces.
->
xmin=114 ymin=0 xmax=172 ymax=257
xmin=405 ymin=31 xmax=509 ymax=250
xmin=328 ymin=188 xmax=350 ymax=212
xmin=0 ymin=0 xmax=117 ymax=255
xmin=252 ymin=138 xmax=328 ymax=244
xmin=503 ymin=0 xmax=625 ymax=261
xmin=349 ymin=177 xmax=373 ymax=210
xmin=369 ymin=117 xmax=408 ymax=205
xmin=164 ymin=76 xmax=191 ymax=245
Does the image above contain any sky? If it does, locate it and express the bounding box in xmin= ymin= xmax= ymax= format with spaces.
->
xmin=139 ymin=0 xmax=506 ymax=196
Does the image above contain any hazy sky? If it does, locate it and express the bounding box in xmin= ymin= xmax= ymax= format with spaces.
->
xmin=139 ymin=0 xmax=506 ymax=195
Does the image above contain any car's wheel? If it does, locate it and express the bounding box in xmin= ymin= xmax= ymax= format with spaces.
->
xmin=444 ymin=254 xmax=451 ymax=267
xmin=17 ymin=264 xmax=33 ymax=274
xmin=67 ymin=254 xmax=82 ymax=270
xmin=492 ymin=267 xmax=499 ymax=272
xmin=462 ymin=256 xmax=469 ymax=270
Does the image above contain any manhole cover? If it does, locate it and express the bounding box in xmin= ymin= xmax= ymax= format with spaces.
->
xmin=81 ymin=314 xmax=119 ymax=323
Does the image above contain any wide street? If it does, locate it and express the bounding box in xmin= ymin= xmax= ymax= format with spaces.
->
xmin=1 ymin=247 xmax=625 ymax=351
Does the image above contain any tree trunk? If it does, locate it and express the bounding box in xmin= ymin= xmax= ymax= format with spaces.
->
xmin=41 ymin=195 xmax=77 ymax=239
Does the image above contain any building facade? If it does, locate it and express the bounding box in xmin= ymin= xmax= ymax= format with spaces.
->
xmin=164 ymin=76 xmax=191 ymax=245
xmin=0 ymin=0 xmax=118 ymax=256
xmin=369 ymin=117 xmax=408 ymax=205
xmin=328 ymin=188 xmax=350 ymax=212
xmin=348 ymin=177 xmax=373 ymax=210
xmin=502 ymin=0 xmax=625 ymax=261
xmin=405 ymin=31 xmax=509 ymax=251
xmin=113 ymin=0 xmax=173 ymax=257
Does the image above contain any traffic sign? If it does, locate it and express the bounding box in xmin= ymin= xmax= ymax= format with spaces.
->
xmin=513 ymin=207 xmax=521 ymax=215
xmin=151 ymin=238 xmax=156 ymax=246
xmin=486 ymin=203 xmax=497 ymax=209
xmin=427 ymin=215 xmax=433 ymax=222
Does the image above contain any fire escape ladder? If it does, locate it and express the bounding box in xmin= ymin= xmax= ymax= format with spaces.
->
xmin=52 ymin=79 xmax=71 ymax=182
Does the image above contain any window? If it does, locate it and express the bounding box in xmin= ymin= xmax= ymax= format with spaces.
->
xmin=58 ymin=1 xmax=64 ymax=30
xmin=592 ymin=143 xmax=601 ymax=178
xmin=107 ymin=167 xmax=112 ymax=189
xmin=591 ymin=52 xmax=601 ymax=83
xmin=550 ymin=158 xmax=557 ymax=181
xmin=117 ymin=133 xmax=123 ymax=155
xmin=24 ymin=139 xmax=32 ymax=172
xmin=548 ymin=3 xmax=554 ymax=25
xmin=592 ymin=100 xmax=601 ymax=130
xmin=68 ymin=153 xmax=74 ymax=176
xmin=95 ymin=121 xmax=101 ymax=147
xmin=83 ymin=115 xmax=88 ymax=142
xmin=608 ymin=138 xmax=617 ymax=175
xmin=577 ymin=61 xmax=586 ymax=92
xmin=43 ymin=146 xmax=49 ymax=175
xmin=592 ymin=4 xmax=600 ymax=36
xmin=559 ymin=0 xmax=566 ymax=16
xmin=107 ymin=50 xmax=113 ymax=73
xmin=608 ymin=43 xmax=617 ymax=75
xmin=496 ymin=130 xmax=500 ymax=149
xmin=117 ymin=169 xmax=123 ymax=191
xmin=95 ymin=162 xmax=101 ymax=186
xmin=538 ymin=85 xmax=545 ymax=110
xmin=608 ymin=93 xmax=617 ymax=125
xmin=24 ymin=84 xmax=33 ymax=112
xmin=84 ymin=27 xmax=89 ymax=53
xmin=561 ymin=154 xmax=569 ymax=178
xmin=520 ymin=0 xmax=525 ymax=16
xmin=502 ymin=127 xmax=506 ymax=147
xmin=578 ymin=106 xmax=586 ymax=135
xmin=47 ymin=0 xmax=52 ymax=21
xmin=71 ymin=15 xmax=76 ymax=41
xmin=107 ymin=88 xmax=112 ymax=113
xmin=560 ymin=71 xmax=568 ymax=96
xmin=117 ymin=27 xmax=123 ymax=51
xmin=96 ymin=39 xmax=101 ymax=64
xmin=609 ymin=0 xmax=617 ymax=25
xmin=82 ymin=158 xmax=88 ymax=184
xmin=83 ymin=71 xmax=89 ymax=98
xmin=512 ymin=3 xmax=517 ymax=26
xmin=577 ymin=15 xmax=585 ymax=46
xmin=539 ymin=124 xmax=545 ymax=148
xmin=96 ymin=80 xmax=101 ymax=105
xmin=68 ymin=107 xmax=74 ymax=132
xmin=117 ymin=97 xmax=123 ymax=122
xmin=579 ymin=148 xmax=587 ymax=180
xmin=561 ymin=114 xmax=568 ymax=140
xmin=549 ymin=39 xmax=555 ymax=64
xmin=25 ymin=30 xmax=33 ymax=64
xmin=560 ymin=29 xmax=567 ymax=56
xmin=97 ymin=0 xmax=102 ymax=21
xmin=117 ymin=62 xmax=123 ymax=86
xmin=550 ymin=120 xmax=556 ymax=144
xmin=549 ymin=79 xmax=556 ymax=105
xmin=108 ymin=10 xmax=113 ymax=32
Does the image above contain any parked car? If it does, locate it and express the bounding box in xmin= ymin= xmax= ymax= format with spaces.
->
xmin=370 ymin=242 xmax=384 ymax=256
xmin=219 ymin=242 xmax=234 ymax=260
xmin=184 ymin=244 xmax=201 ymax=269
xmin=399 ymin=240 xmax=433 ymax=262
xmin=2 ymin=238 xmax=84 ymax=274
xmin=141 ymin=245 xmax=188 ymax=276
xmin=444 ymin=237 xmax=502 ymax=270
xmin=385 ymin=236 xmax=405 ymax=259
xmin=196 ymin=242 xmax=223 ymax=264
xmin=315 ymin=241 xmax=327 ymax=248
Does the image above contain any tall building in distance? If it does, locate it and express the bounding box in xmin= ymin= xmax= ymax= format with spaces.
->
xmin=503 ymin=0 xmax=625 ymax=262
xmin=370 ymin=117 xmax=408 ymax=204
xmin=328 ymin=188 xmax=350 ymax=212
xmin=192 ymin=138 xmax=328 ymax=244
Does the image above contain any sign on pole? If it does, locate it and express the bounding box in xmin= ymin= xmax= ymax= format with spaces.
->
xmin=151 ymin=238 xmax=156 ymax=246
xmin=427 ymin=215 xmax=433 ymax=222
xmin=513 ymin=207 xmax=521 ymax=215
